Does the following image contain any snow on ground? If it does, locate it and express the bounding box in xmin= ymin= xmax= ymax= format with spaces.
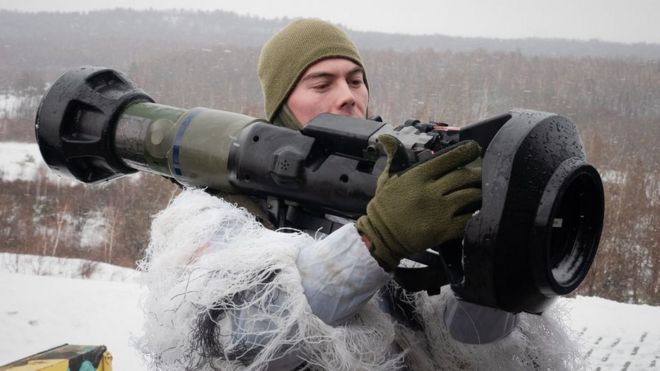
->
xmin=0 ymin=93 xmax=28 ymax=119
xmin=565 ymin=297 xmax=660 ymax=370
xmin=0 ymin=253 xmax=139 ymax=283
xmin=1 ymin=253 xmax=659 ymax=370
xmin=0 ymin=142 xmax=78 ymax=185
xmin=0 ymin=142 xmax=46 ymax=182
xmin=0 ymin=267 xmax=146 ymax=369
xmin=0 ymin=142 xmax=142 ymax=185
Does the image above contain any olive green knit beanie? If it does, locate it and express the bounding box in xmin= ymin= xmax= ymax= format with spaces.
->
xmin=258 ymin=18 xmax=367 ymax=122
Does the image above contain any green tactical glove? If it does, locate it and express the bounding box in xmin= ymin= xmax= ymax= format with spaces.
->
xmin=356 ymin=135 xmax=482 ymax=271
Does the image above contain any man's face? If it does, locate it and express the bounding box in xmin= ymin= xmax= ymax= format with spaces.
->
xmin=286 ymin=58 xmax=368 ymax=127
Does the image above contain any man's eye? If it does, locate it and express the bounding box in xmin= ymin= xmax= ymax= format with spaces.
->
xmin=349 ymin=79 xmax=364 ymax=87
xmin=312 ymin=83 xmax=330 ymax=91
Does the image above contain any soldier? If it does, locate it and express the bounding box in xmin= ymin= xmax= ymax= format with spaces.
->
xmin=141 ymin=19 xmax=566 ymax=371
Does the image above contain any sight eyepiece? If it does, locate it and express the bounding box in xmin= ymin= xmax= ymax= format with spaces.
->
xmin=448 ymin=111 xmax=605 ymax=313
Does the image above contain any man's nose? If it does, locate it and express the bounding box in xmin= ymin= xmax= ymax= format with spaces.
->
xmin=334 ymin=81 xmax=356 ymax=111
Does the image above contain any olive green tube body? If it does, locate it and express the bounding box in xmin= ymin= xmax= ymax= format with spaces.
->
xmin=114 ymin=102 xmax=266 ymax=193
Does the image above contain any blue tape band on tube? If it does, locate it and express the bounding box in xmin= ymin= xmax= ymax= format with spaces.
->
xmin=172 ymin=109 xmax=201 ymax=177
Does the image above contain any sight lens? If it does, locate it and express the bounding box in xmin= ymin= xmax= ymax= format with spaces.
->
xmin=548 ymin=170 xmax=603 ymax=291
xmin=535 ymin=162 xmax=604 ymax=296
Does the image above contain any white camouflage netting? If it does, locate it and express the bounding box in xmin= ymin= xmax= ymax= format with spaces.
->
xmin=138 ymin=189 xmax=582 ymax=370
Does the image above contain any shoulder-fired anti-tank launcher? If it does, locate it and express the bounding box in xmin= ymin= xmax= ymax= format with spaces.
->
xmin=35 ymin=66 xmax=604 ymax=316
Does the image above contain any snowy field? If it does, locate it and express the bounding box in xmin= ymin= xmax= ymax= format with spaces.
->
xmin=0 ymin=93 xmax=29 ymax=119
xmin=0 ymin=142 xmax=142 ymax=185
xmin=0 ymin=254 xmax=145 ymax=370
xmin=1 ymin=253 xmax=659 ymax=370
xmin=565 ymin=297 xmax=660 ymax=370
xmin=0 ymin=142 xmax=66 ymax=184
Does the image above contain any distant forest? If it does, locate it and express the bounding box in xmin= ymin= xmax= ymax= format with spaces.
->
xmin=0 ymin=9 xmax=658 ymax=305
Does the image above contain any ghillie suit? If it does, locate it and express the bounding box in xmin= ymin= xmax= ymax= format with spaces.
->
xmin=138 ymin=189 xmax=582 ymax=370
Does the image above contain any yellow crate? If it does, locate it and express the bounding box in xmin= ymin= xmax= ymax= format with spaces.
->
xmin=0 ymin=344 xmax=111 ymax=371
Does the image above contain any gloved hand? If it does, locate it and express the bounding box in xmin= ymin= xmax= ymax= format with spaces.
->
xmin=357 ymin=135 xmax=482 ymax=271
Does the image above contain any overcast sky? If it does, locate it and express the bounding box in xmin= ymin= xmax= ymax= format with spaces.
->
xmin=1 ymin=0 xmax=658 ymax=44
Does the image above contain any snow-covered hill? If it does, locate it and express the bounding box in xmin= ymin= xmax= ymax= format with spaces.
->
xmin=1 ymin=253 xmax=659 ymax=370
xmin=564 ymin=297 xmax=660 ymax=370
xmin=0 ymin=255 xmax=145 ymax=370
